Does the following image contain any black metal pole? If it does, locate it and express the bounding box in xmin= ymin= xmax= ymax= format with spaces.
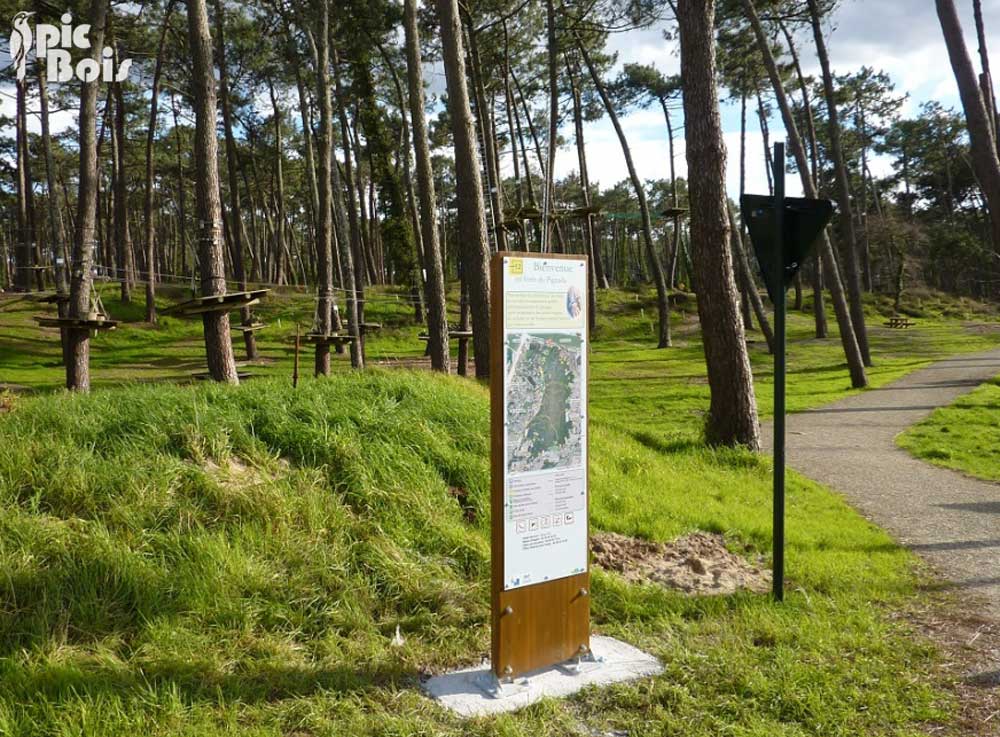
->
xmin=772 ymin=141 xmax=786 ymax=602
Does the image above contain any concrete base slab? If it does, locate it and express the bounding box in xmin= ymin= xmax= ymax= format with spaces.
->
xmin=423 ymin=635 xmax=662 ymax=717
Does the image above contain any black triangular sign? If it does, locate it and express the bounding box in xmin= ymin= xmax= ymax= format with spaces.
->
xmin=740 ymin=195 xmax=834 ymax=304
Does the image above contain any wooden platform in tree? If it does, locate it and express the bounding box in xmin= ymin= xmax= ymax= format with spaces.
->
xmin=34 ymin=315 xmax=118 ymax=330
xmin=232 ymin=322 xmax=266 ymax=333
xmin=500 ymin=204 xmax=603 ymax=229
xmin=361 ymin=322 xmax=382 ymax=333
xmin=660 ymin=207 xmax=689 ymax=218
xmin=303 ymin=332 xmax=358 ymax=345
xmin=164 ymin=290 xmax=269 ymax=317
xmin=419 ymin=329 xmax=473 ymax=341
xmin=30 ymin=292 xmax=70 ymax=304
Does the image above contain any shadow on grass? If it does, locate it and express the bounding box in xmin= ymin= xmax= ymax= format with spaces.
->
xmin=627 ymin=429 xmax=701 ymax=455
xmin=8 ymin=653 xmax=409 ymax=705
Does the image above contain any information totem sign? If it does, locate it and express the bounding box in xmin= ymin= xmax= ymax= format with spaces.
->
xmin=490 ymin=252 xmax=590 ymax=680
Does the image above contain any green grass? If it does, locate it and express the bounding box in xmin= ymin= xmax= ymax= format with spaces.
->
xmin=0 ymin=283 xmax=434 ymax=391
xmin=897 ymin=375 xmax=1000 ymax=482
xmin=589 ymin=286 xmax=1000 ymax=440
xmin=4 ymin=282 xmax=1000 ymax=405
xmin=1 ymin=285 xmax=998 ymax=735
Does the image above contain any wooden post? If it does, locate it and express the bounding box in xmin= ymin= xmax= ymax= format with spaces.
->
xmin=490 ymin=252 xmax=590 ymax=680
xmin=293 ymin=322 xmax=300 ymax=388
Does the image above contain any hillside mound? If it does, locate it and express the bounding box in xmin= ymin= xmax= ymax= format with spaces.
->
xmin=0 ymin=373 xmax=495 ymax=725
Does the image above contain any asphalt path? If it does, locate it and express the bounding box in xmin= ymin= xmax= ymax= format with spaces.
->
xmin=761 ymin=348 xmax=1000 ymax=612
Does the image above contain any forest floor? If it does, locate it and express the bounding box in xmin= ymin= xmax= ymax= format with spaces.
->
xmin=1 ymin=284 xmax=1000 ymax=734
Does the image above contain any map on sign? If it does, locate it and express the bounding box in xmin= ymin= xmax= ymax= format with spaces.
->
xmin=505 ymin=332 xmax=584 ymax=474
xmin=501 ymin=257 xmax=588 ymax=591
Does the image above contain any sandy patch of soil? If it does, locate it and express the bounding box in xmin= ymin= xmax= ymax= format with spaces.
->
xmin=964 ymin=322 xmax=1000 ymax=335
xmin=591 ymin=531 xmax=770 ymax=596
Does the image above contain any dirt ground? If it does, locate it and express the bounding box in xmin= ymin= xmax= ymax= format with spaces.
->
xmin=901 ymin=587 xmax=1000 ymax=736
xmin=591 ymin=531 xmax=771 ymax=596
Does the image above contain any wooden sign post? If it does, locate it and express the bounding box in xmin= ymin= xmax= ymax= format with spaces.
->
xmin=490 ymin=252 xmax=591 ymax=682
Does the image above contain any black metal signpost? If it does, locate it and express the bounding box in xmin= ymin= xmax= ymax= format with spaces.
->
xmin=741 ymin=142 xmax=833 ymax=602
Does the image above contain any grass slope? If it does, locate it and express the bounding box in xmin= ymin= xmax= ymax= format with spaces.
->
xmin=1 ymin=286 xmax=998 ymax=734
xmin=897 ymin=375 xmax=1000 ymax=482
xmin=0 ymin=376 xmax=968 ymax=735
xmin=3 ymin=283 xmax=1000 ymax=402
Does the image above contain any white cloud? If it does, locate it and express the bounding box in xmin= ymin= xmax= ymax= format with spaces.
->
xmin=543 ymin=114 xmax=804 ymax=200
xmin=4 ymin=0 xmax=998 ymax=206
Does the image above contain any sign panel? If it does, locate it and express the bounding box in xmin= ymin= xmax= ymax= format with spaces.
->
xmin=501 ymin=256 xmax=589 ymax=590
xmin=740 ymin=194 xmax=834 ymax=303
xmin=490 ymin=252 xmax=591 ymax=679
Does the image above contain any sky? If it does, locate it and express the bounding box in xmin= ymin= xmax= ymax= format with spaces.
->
xmin=2 ymin=0 xmax=1000 ymax=199
xmin=557 ymin=0 xmax=1000 ymax=198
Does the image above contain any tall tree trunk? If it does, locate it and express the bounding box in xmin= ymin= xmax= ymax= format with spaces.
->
xmin=36 ymin=60 xmax=69 ymax=297
xmin=19 ymin=76 xmax=44 ymax=292
xmin=936 ymin=0 xmax=1000 ymax=253
xmin=188 ymin=0 xmax=239 ymax=383
xmin=0 ymin=225 xmax=9 ymax=290
xmin=464 ymin=20 xmax=507 ymax=254
xmin=36 ymin=53 xmax=72 ymax=364
xmin=756 ymin=90 xmax=774 ymax=195
xmin=508 ymin=63 xmax=541 ymax=248
xmin=405 ymin=0 xmax=450 ymax=372
xmin=973 ymin=0 xmax=999 ymax=145
xmin=143 ymin=0 xmax=175 ymax=324
xmin=806 ymin=0 xmax=871 ymax=366
xmin=662 ymin=93 xmax=682 ymax=292
xmin=316 ymin=1 xmax=353 ymax=371
xmin=112 ymin=63 xmax=134 ymax=304
xmin=502 ymin=20 xmax=529 ymax=249
xmin=743 ymin=0 xmax=867 ymax=388
xmin=269 ymin=78 xmax=289 ymax=289
xmin=737 ymin=90 xmax=754 ymax=329
xmin=569 ymin=66 xmax=599 ymax=331
xmin=437 ymin=0 xmax=492 ymax=378
xmin=856 ymin=102 xmax=873 ymax=291
xmin=577 ymin=33 xmax=671 ymax=348
xmin=14 ymin=79 xmax=33 ymax=292
xmin=677 ymin=0 xmax=760 ymax=449
xmin=65 ymin=0 xmax=109 ymax=390
xmin=777 ymin=17 xmax=827 ymax=334
xmin=376 ymin=39 xmax=427 ymax=323
xmin=170 ymin=90 xmax=191 ymax=286
xmin=778 ymin=19 xmax=821 ymax=181
xmin=333 ymin=51 xmax=368 ymax=364
xmin=729 ymin=203 xmax=774 ymax=353
xmin=294 ymin=60 xmax=322 ymax=269
xmin=214 ymin=0 xmax=257 ymax=358
xmin=573 ymin=80 xmax=608 ymax=288
xmin=542 ymin=0 xmax=559 ymax=252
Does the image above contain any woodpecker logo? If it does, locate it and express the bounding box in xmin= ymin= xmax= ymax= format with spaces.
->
xmin=9 ymin=11 xmax=131 ymax=82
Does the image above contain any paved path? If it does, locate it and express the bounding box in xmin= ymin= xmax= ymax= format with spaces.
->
xmin=761 ymin=348 xmax=1000 ymax=612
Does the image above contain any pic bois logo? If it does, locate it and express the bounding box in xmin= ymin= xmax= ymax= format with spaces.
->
xmin=9 ymin=11 xmax=131 ymax=83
